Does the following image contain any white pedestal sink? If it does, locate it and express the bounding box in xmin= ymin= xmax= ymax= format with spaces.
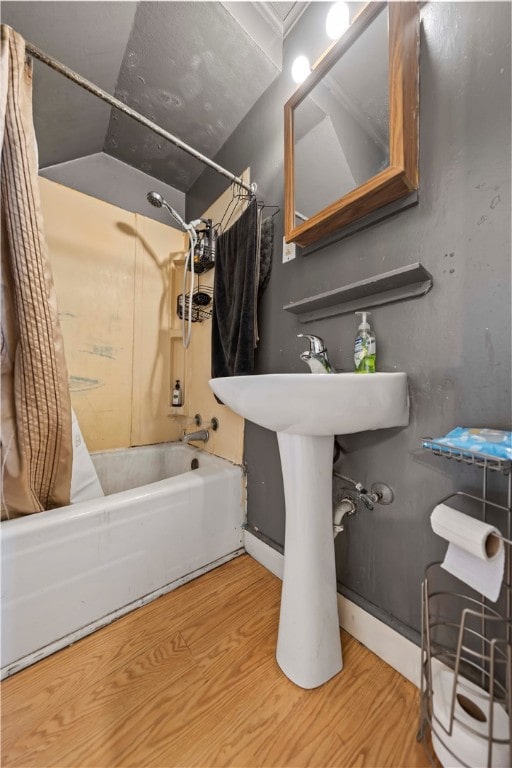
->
xmin=209 ymin=373 xmax=409 ymax=689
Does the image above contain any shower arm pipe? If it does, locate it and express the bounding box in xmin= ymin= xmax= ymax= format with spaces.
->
xmin=24 ymin=39 xmax=257 ymax=197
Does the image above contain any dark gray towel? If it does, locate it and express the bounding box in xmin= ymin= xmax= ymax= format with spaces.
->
xmin=258 ymin=214 xmax=274 ymax=296
xmin=212 ymin=199 xmax=259 ymax=378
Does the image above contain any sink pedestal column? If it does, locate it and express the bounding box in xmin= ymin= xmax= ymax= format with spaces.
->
xmin=276 ymin=433 xmax=343 ymax=689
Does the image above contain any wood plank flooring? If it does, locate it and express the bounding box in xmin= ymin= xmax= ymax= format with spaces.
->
xmin=1 ymin=555 xmax=430 ymax=767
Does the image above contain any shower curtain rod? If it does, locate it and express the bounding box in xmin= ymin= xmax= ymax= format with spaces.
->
xmin=24 ymin=38 xmax=256 ymax=196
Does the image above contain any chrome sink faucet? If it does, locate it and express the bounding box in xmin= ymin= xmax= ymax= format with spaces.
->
xmin=297 ymin=334 xmax=335 ymax=374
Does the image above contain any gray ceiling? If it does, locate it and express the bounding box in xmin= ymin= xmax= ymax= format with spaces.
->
xmin=1 ymin=1 xmax=305 ymax=192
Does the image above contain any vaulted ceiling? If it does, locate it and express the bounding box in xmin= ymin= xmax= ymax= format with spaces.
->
xmin=2 ymin=1 xmax=307 ymax=192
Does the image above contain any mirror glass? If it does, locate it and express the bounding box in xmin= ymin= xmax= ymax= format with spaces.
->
xmin=284 ymin=1 xmax=419 ymax=249
xmin=293 ymin=5 xmax=389 ymax=227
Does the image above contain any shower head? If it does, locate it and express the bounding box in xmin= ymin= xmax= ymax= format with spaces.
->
xmin=147 ymin=191 xmax=164 ymax=208
xmin=146 ymin=191 xmax=209 ymax=232
xmin=146 ymin=190 xmax=191 ymax=231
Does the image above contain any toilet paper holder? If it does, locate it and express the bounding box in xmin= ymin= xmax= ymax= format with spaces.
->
xmin=417 ymin=446 xmax=511 ymax=768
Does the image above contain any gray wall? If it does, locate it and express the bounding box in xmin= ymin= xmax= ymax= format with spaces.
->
xmin=2 ymin=1 xmax=138 ymax=168
xmin=41 ymin=152 xmax=186 ymax=223
xmin=188 ymin=2 xmax=511 ymax=643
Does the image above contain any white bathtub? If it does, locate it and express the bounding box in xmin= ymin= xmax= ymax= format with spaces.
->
xmin=0 ymin=443 xmax=245 ymax=678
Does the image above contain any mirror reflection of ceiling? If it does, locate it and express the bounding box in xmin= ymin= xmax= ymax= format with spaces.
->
xmin=324 ymin=5 xmax=389 ymax=149
xmin=1 ymin=1 xmax=306 ymax=193
xmin=294 ymin=4 xmax=389 ymax=221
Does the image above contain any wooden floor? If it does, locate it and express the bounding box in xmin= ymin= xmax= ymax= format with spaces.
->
xmin=2 ymin=555 xmax=430 ymax=767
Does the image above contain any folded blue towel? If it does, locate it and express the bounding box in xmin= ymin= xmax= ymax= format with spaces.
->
xmin=423 ymin=427 xmax=512 ymax=461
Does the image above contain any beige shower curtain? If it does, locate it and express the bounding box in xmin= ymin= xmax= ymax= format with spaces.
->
xmin=1 ymin=25 xmax=72 ymax=519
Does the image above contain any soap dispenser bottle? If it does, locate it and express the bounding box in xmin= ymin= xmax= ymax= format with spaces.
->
xmin=172 ymin=379 xmax=183 ymax=406
xmin=354 ymin=311 xmax=376 ymax=373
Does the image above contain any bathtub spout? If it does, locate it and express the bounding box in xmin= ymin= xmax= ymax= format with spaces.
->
xmin=182 ymin=428 xmax=209 ymax=444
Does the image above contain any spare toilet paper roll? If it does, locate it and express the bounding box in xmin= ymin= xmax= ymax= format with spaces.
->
xmin=431 ymin=666 xmax=510 ymax=768
xmin=430 ymin=504 xmax=505 ymax=602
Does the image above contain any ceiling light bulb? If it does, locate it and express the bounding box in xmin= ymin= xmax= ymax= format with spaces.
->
xmin=326 ymin=1 xmax=350 ymax=40
xmin=291 ymin=55 xmax=311 ymax=84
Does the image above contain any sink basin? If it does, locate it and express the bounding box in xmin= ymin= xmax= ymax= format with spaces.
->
xmin=209 ymin=373 xmax=409 ymax=436
xmin=209 ymin=372 xmax=409 ymax=689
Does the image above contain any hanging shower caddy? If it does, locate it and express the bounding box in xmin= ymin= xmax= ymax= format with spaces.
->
xmin=417 ymin=439 xmax=511 ymax=768
xmin=176 ymin=285 xmax=213 ymax=323
xmin=188 ymin=222 xmax=217 ymax=274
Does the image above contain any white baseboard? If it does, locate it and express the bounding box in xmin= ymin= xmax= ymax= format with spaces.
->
xmin=244 ymin=529 xmax=421 ymax=688
xmin=245 ymin=529 xmax=284 ymax=578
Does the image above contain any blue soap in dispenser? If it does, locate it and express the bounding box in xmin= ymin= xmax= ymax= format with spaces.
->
xmin=354 ymin=311 xmax=376 ymax=373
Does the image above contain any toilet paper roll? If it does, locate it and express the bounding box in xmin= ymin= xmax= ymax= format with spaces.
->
xmin=431 ymin=667 xmax=510 ymax=768
xmin=430 ymin=504 xmax=505 ymax=601
xmin=431 ymin=504 xmax=503 ymax=561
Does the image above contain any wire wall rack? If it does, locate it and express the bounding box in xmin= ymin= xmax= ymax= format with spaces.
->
xmin=177 ymin=285 xmax=213 ymax=323
xmin=188 ymin=230 xmax=216 ymax=274
xmin=417 ymin=444 xmax=511 ymax=768
xmin=422 ymin=438 xmax=511 ymax=475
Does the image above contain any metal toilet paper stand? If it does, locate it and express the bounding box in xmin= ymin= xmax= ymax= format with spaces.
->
xmin=417 ymin=442 xmax=511 ymax=767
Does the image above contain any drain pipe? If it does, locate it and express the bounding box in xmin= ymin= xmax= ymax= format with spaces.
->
xmin=333 ymin=496 xmax=357 ymax=538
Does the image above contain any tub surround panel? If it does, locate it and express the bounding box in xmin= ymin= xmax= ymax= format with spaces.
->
xmin=131 ymin=213 xmax=187 ymax=446
xmin=40 ymin=173 xmax=247 ymax=464
xmin=40 ymin=178 xmax=137 ymax=450
xmin=40 ymin=177 xmax=185 ymax=451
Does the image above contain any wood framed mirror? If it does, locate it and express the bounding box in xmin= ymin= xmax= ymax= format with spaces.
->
xmin=284 ymin=1 xmax=419 ymax=248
